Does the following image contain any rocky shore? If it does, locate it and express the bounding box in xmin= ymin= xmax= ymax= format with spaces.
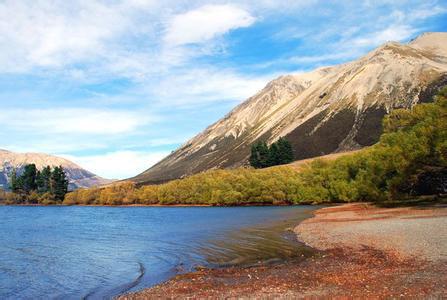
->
xmin=120 ymin=203 xmax=447 ymax=299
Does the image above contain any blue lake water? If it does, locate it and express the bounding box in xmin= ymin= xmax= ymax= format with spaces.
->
xmin=0 ymin=205 xmax=316 ymax=299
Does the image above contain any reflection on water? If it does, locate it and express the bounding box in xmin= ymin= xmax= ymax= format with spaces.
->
xmin=0 ymin=205 xmax=317 ymax=299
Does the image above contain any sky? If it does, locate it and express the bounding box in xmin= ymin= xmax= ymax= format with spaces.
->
xmin=0 ymin=0 xmax=446 ymax=179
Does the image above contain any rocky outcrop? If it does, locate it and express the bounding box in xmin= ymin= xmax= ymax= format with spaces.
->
xmin=133 ymin=32 xmax=447 ymax=185
xmin=0 ymin=149 xmax=113 ymax=190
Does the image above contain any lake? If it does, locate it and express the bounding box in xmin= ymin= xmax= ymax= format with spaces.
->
xmin=0 ymin=205 xmax=316 ymax=299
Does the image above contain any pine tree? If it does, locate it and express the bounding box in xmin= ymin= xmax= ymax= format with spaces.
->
xmin=268 ymin=143 xmax=281 ymax=166
xmin=21 ymin=164 xmax=37 ymax=194
xmin=277 ymin=137 xmax=294 ymax=164
xmin=249 ymin=142 xmax=261 ymax=168
xmin=51 ymin=166 xmax=68 ymax=201
xmin=258 ymin=142 xmax=270 ymax=168
xmin=250 ymin=138 xmax=294 ymax=168
xmin=37 ymin=166 xmax=51 ymax=193
xmin=10 ymin=168 xmax=22 ymax=193
xmin=249 ymin=141 xmax=270 ymax=168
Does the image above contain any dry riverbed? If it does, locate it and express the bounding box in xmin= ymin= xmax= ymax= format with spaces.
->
xmin=120 ymin=203 xmax=447 ymax=299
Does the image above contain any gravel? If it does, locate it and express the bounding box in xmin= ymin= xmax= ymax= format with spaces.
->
xmin=295 ymin=204 xmax=447 ymax=262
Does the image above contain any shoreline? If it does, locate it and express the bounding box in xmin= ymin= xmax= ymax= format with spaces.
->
xmin=1 ymin=203 xmax=215 ymax=207
xmin=119 ymin=203 xmax=447 ymax=299
xmin=0 ymin=203 xmax=326 ymax=208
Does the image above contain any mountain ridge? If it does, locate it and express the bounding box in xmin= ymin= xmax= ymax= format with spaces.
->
xmin=133 ymin=32 xmax=447 ymax=185
xmin=0 ymin=149 xmax=113 ymax=190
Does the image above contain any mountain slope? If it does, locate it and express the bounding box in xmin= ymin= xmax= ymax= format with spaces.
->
xmin=0 ymin=149 xmax=113 ymax=190
xmin=133 ymin=32 xmax=447 ymax=185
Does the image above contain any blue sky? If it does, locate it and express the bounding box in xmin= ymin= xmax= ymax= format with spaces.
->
xmin=0 ymin=0 xmax=446 ymax=179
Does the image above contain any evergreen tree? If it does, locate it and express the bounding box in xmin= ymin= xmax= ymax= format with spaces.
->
xmin=250 ymin=138 xmax=294 ymax=168
xmin=268 ymin=142 xmax=281 ymax=166
xmin=258 ymin=142 xmax=270 ymax=168
xmin=36 ymin=170 xmax=42 ymax=191
xmin=10 ymin=168 xmax=22 ymax=193
xmin=249 ymin=142 xmax=261 ymax=168
xmin=51 ymin=166 xmax=68 ymax=201
xmin=21 ymin=164 xmax=37 ymax=194
xmin=249 ymin=141 xmax=270 ymax=168
xmin=277 ymin=137 xmax=294 ymax=164
xmin=37 ymin=166 xmax=51 ymax=193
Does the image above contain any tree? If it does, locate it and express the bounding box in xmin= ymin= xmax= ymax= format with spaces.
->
xmin=7 ymin=164 xmax=69 ymax=204
xmin=37 ymin=166 xmax=51 ymax=193
xmin=21 ymin=164 xmax=37 ymax=194
xmin=268 ymin=142 xmax=281 ymax=166
xmin=51 ymin=166 xmax=69 ymax=201
xmin=249 ymin=141 xmax=270 ymax=168
xmin=277 ymin=137 xmax=294 ymax=165
xmin=249 ymin=143 xmax=261 ymax=168
xmin=250 ymin=138 xmax=294 ymax=168
xmin=10 ymin=168 xmax=22 ymax=193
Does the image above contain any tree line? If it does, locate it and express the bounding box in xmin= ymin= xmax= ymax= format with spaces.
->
xmin=6 ymin=164 xmax=69 ymax=204
xmin=249 ymin=137 xmax=294 ymax=168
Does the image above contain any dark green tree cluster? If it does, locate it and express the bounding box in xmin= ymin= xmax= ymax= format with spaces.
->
xmin=10 ymin=164 xmax=69 ymax=203
xmin=250 ymin=137 xmax=294 ymax=168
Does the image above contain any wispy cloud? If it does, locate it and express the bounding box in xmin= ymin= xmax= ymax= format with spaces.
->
xmin=0 ymin=1 xmax=158 ymax=73
xmin=0 ymin=108 xmax=151 ymax=135
xmin=407 ymin=5 xmax=447 ymax=20
xmin=148 ymin=67 xmax=278 ymax=106
xmin=350 ymin=25 xmax=417 ymax=48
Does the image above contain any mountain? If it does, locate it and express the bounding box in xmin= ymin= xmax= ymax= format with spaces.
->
xmin=0 ymin=149 xmax=113 ymax=190
xmin=133 ymin=32 xmax=447 ymax=185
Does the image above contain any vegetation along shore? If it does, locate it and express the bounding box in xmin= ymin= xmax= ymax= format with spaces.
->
xmin=1 ymin=87 xmax=446 ymax=207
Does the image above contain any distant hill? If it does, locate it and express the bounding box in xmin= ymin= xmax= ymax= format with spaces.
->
xmin=133 ymin=32 xmax=447 ymax=185
xmin=0 ymin=149 xmax=113 ymax=190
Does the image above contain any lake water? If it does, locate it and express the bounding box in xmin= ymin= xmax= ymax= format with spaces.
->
xmin=0 ymin=206 xmax=316 ymax=299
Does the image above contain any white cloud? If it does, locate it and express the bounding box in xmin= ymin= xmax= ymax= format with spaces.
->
xmin=408 ymin=5 xmax=447 ymax=20
xmin=0 ymin=1 xmax=258 ymax=80
xmin=274 ymin=51 xmax=361 ymax=67
xmin=163 ymin=4 xmax=255 ymax=46
xmin=0 ymin=108 xmax=150 ymax=135
xmin=150 ymin=68 xmax=277 ymax=106
xmin=62 ymin=150 xmax=169 ymax=179
xmin=0 ymin=0 xmax=158 ymax=72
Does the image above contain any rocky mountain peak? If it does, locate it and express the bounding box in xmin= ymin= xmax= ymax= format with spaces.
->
xmin=132 ymin=32 xmax=447 ymax=185
xmin=409 ymin=32 xmax=447 ymax=55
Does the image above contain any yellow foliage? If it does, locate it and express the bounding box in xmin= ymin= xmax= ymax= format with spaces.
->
xmin=60 ymin=87 xmax=447 ymax=206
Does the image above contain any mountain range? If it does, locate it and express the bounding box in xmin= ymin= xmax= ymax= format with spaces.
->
xmin=0 ymin=149 xmax=113 ymax=190
xmin=132 ymin=32 xmax=447 ymax=185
